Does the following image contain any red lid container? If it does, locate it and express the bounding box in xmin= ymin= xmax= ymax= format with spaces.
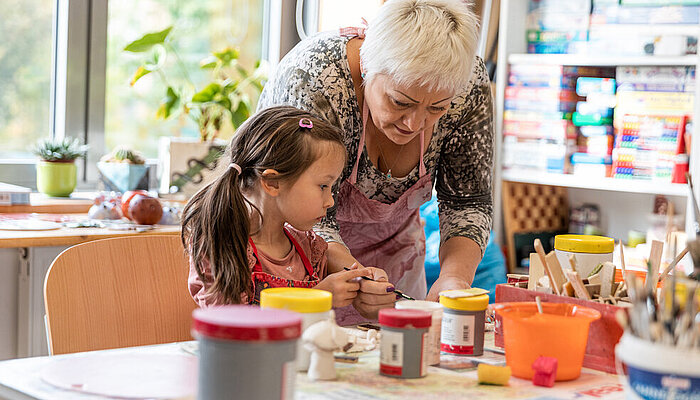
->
xmin=379 ymin=308 xmax=431 ymax=329
xmin=192 ymin=305 xmax=302 ymax=342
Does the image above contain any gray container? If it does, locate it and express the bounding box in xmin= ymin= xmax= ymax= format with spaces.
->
xmin=193 ymin=305 xmax=301 ymax=400
xmin=378 ymin=308 xmax=432 ymax=379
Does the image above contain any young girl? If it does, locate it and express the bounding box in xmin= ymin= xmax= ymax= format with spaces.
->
xmin=183 ymin=106 xmax=373 ymax=307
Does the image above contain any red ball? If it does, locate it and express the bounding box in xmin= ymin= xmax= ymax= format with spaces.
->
xmin=128 ymin=195 xmax=163 ymax=225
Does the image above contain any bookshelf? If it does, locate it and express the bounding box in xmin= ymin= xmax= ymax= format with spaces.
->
xmin=493 ymin=0 xmax=700 ymax=251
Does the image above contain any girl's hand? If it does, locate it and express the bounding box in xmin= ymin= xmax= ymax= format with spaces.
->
xmin=315 ymin=267 xmax=372 ymax=308
xmin=353 ymin=266 xmax=396 ymax=319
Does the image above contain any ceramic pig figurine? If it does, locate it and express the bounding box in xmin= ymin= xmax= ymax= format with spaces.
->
xmin=88 ymin=195 xmax=121 ymax=220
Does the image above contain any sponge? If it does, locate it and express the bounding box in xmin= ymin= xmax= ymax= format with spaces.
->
xmin=477 ymin=364 xmax=511 ymax=386
xmin=532 ymin=356 xmax=558 ymax=387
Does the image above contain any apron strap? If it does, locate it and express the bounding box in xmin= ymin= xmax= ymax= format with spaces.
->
xmin=249 ymin=229 xmax=316 ymax=278
xmin=339 ymin=18 xmax=367 ymax=39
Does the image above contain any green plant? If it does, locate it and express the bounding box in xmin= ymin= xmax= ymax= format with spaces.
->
xmin=124 ymin=26 xmax=267 ymax=142
xmin=100 ymin=145 xmax=146 ymax=164
xmin=32 ymin=137 xmax=88 ymax=162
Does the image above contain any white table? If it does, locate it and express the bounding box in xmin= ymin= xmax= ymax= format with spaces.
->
xmin=0 ymin=341 xmax=627 ymax=400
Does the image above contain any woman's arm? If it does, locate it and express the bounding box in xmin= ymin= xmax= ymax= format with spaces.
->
xmin=432 ymin=58 xmax=494 ymax=298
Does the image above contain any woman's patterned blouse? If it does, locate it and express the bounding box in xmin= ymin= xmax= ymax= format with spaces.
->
xmin=257 ymin=32 xmax=493 ymax=254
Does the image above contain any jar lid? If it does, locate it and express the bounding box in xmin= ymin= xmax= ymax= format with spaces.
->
xmin=379 ymin=308 xmax=431 ymax=329
xmin=192 ymin=305 xmax=301 ymax=342
xmin=260 ymin=287 xmax=332 ymax=313
xmin=555 ymin=234 xmax=614 ymax=254
xmin=439 ymin=291 xmax=489 ymax=311
xmin=395 ymin=300 xmax=443 ymax=315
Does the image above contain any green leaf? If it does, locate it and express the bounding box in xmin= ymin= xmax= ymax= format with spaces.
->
xmin=191 ymin=83 xmax=222 ymax=103
xmin=199 ymin=56 xmax=218 ymax=69
xmin=130 ymin=66 xmax=152 ymax=86
xmin=156 ymin=86 xmax=179 ymax=119
xmin=213 ymin=47 xmax=239 ymax=65
xmin=231 ymin=101 xmax=250 ymax=129
xmin=124 ymin=26 xmax=173 ymax=52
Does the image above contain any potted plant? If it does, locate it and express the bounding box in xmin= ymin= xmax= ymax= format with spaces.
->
xmin=97 ymin=146 xmax=149 ymax=193
xmin=32 ymin=137 xmax=88 ymax=197
xmin=124 ymin=27 xmax=267 ymax=196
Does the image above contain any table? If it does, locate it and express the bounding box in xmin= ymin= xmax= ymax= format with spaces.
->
xmin=0 ymin=340 xmax=627 ymax=400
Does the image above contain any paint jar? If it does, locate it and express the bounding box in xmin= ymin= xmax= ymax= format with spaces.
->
xmin=192 ymin=305 xmax=301 ymax=400
xmin=260 ymin=287 xmax=332 ymax=371
xmin=439 ymin=290 xmax=489 ymax=356
xmin=395 ymin=300 xmax=443 ymax=365
xmin=378 ymin=308 xmax=432 ymax=379
xmin=554 ymin=234 xmax=614 ymax=278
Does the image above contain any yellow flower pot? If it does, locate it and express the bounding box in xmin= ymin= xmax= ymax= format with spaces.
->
xmin=36 ymin=160 xmax=77 ymax=197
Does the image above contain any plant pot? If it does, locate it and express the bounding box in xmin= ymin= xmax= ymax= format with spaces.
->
xmin=36 ymin=160 xmax=77 ymax=197
xmin=97 ymin=162 xmax=149 ymax=194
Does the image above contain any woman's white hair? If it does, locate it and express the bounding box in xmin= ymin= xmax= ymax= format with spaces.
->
xmin=360 ymin=0 xmax=480 ymax=93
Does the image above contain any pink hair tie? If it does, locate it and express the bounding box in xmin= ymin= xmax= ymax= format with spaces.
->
xmin=228 ymin=163 xmax=242 ymax=174
xmin=299 ymin=118 xmax=313 ymax=129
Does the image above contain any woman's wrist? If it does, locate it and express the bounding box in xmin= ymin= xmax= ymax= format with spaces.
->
xmin=438 ymin=236 xmax=481 ymax=285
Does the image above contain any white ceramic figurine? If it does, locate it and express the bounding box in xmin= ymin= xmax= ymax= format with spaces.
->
xmin=302 ymin=315 xmax=349 ymax=381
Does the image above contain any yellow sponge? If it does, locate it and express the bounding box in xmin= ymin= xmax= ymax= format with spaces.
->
xmin=477 ymin=364 xmax=511 ymax=386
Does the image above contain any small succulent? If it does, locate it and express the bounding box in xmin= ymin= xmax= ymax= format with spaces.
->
xmin=32 ymin=137 xmax=88 ymax=162
xmin=100 ymin=146 xmax=146 ymax=164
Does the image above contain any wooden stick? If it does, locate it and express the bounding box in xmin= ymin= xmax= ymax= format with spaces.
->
xmin=534 ymin=239 xmax=560 ymax=295
xmin=545 ymin=251 xmax=567 ymax=295
xmin=568 ymin=254 xmax=578 ymax=273
xmin=646 ymin=240 xmax=664 ymax=292
xmin=658 ymin=246 xmax=689 ymax=283
xmin=619 ymin=240 xmax=627 ymax=276
xmin=565 ymin=270 xmax=592 ymax=300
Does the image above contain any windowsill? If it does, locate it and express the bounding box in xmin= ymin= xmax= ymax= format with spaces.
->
xmin=0 ymin=192 xmax=94 ymax=214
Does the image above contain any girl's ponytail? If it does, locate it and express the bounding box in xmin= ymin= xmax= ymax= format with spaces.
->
xmin=182 ymin=161 xmax=253 ymax=304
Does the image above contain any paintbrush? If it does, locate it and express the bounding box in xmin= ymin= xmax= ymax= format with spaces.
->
xmin=686 ymin=239 xmax=700 ymax=281
xmin=343 ymin=267 xmax=415 ymax=300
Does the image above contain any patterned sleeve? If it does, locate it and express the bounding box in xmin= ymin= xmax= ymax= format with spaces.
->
xmin=436 ymin=58 xmax=494 ymax=254
xmin=257 ymin=45 xmax=347 ymax=247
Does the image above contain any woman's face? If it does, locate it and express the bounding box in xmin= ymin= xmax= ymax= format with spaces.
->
xmin=364 ymin=74 xmax=454 ymax=145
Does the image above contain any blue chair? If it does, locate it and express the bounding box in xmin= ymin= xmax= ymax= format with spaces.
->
xmin=420 ymin=195 xmax=506 ymax=302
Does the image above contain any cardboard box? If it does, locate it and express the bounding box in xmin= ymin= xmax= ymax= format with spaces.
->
xmin=494 ymin=283 xmax=624 ymax=374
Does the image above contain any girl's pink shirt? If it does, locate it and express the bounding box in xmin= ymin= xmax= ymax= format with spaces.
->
xmin=188 ymin=225 xmax=328 ymax=307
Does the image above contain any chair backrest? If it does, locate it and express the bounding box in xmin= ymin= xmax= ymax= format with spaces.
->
xmin=44 ymin=235 xmax=197 ymax=355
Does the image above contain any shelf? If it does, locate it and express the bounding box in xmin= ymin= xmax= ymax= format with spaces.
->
xmin=508 ymin=53 xmax=698 ymax=67
xmin=501 ymin=169 xmax=689 ymax=197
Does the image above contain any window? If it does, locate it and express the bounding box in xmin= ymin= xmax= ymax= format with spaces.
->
xmin=317 ymin=0 xmax=382 ymax=32
xmin=104 ymin=0 xmax=265 ymax=158
xmin=0 ymin=0 xmax=55 ymax=159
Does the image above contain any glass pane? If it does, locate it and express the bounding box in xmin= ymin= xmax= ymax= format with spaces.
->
xmin=105 ymin=0 xmax=264 ymax=158
xmin=0 ymin=0 xmax=54 ymax=159
xmin=318 ymin=0 xmax=382 ymax=32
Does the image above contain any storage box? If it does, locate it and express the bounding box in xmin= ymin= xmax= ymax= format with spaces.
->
xmin=494 ymin=283 xmax=624 ymax=374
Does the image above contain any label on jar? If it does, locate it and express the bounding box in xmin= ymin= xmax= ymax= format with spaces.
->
xmin=380 ymin=330 xmax=404 ymax=376
xmin=441 ymin=313 xmax=476 ymax=354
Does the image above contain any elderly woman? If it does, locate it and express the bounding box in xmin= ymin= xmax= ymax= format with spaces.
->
xmin=257 ymin=0 xmax=493 ymax=324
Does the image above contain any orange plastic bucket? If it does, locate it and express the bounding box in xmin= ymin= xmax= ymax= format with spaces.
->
xmin=494 ymin=302 xmax=601 ymax=381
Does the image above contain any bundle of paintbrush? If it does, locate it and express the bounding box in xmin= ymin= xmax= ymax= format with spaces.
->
xmin=686 ymin=238 xmax=700 ymax=281
xmin=619 ymin=271 xmax=699 ymax=349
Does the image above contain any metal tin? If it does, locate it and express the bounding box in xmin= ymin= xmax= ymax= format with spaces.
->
xmin=378 ymin=308 xmax=431 ymax=379
xmin=439 ymin=291 xmax=488 ymax=356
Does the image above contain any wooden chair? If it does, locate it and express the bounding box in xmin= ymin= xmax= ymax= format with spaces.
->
xmin=44 ymin=235 xmax=197 ymax=355
xmin=502 ymin=181 xmax=569 ymax=274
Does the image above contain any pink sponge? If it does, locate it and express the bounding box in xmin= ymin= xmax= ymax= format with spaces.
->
xmin=532 ymin=356 xmax=558 ymax=387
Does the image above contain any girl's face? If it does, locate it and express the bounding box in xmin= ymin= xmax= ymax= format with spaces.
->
xmin=364 ymin=74 xmax=454 ymax=145
xmin=276 ymin=141 xmax=346 ymax=231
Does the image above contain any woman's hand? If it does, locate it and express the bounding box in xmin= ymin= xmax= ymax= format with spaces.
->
xmin=352 ymin=266 xmax=396 ymax=319
xmin=425 ymin=274 xmax=470 ymax=301
xmin=315 ymin=268 xmax=373 ymax=308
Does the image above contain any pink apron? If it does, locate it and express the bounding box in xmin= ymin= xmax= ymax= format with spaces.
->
xmin=334 ymin=99 xmax=433 ymax=325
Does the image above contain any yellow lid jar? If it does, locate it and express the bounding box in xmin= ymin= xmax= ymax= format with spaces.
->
xmin=260 ymin=288 xmax=332 ymax=372
xmin=439 ymin=289 xmax=489 ymax=356
xmin=554 ymin=234 xmax=614 ymax=278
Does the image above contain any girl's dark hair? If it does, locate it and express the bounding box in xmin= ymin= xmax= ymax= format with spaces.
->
xmin=181 ymin=106 xmax=346 ymax=304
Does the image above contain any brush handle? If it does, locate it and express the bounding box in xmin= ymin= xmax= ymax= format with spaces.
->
xmin=342 ymin=267 xmax=412 ymax=299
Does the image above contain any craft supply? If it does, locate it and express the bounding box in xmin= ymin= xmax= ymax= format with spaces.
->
xmin=565 ymin=270 xmax=592 ymax=300
xmin=545 ymin=251 xmax=567 ymax=295
xmin=534 ymin=239 xmax=560 ymax=295
xmin=554 ymin=234 xmax=614 ymax=278
xmin=378 ymin=308 xmax=432 ymax=379
xmin=260 ymin=287 xmax=333 ymax=371
xmin=535 ymin=296 xmax=543 ymax=314
xmin=645 ymin=240 xmax=664 ymax=291
xmin=493 ymin=302 xmax=600 ymax=380
xmin=192 ymin=305 xmax=301 ymax=400
xmin=302 ymin=317 xmax=349 ymax=381
xmin=477 ymin=364 xmax=511 ymax=386
xmin=334 ymin=354 xmax=359 ymax=363
xmin=343 ymin=267 xmax=415 ymax=300
xmin=396 ymin=300 xmax=443 ymax=365
xmin=439 ymin=289 xmax=489 ymax=356
xmin=599 ymin=262 xmax=616 ymax=298
xmin=532 ymin=356 xmax=558 ymax=388
xmin=658 ymin=246 xmax=689 ymax=283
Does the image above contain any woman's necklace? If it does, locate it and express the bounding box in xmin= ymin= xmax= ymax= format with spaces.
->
xmin=374 ymin=128 xmax=406 ymax=178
